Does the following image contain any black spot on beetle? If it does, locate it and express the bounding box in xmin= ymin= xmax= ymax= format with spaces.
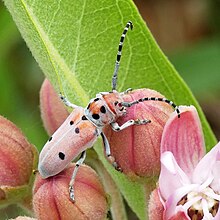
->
xmin=114 ymin=101 xmax=118 ymax=106
xmin=70 ymin=121 xmax=74 ymax=125
xmin=100 ymin=106 xmax=106 ymax=114
xmin=94 ymin=98 xmax=100 ymax=102
xmin=75 ymin=127 xmax=80 ymax=134
xmin=92 ymin=114 xmax=100 ymax=120
xmin=87 ymin=103 xmax=91 ymax=109
xmin=82 ymin=115 xmax=87 ymax=120
xmin=48 ymin=136 xmax=53 ymax=142
xmin=59 ymin=152 xmax=65 ymax=160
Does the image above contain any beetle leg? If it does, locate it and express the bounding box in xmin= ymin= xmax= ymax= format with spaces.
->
xmin=121 ymin=97 xmax=181 ymax=118
xmin=111 ymin=119 xmax=151 ymax=132
xmin=100 ymin=132 xmax=122 ymax=172
xmin=59 ymin=93 xmax=79 ymax=109
xmin=69 ymin=151 xmax=86 ymax=202
xmin=120 ymin=88 xmax=132 ymax=95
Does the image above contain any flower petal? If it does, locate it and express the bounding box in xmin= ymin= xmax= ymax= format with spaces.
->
xmin=161 ymin=105 xmax=205 ymax=178
xmin=159 ymin=152 xmax=190 ymax=201
xmin=214 ymin=203 xmax=220 ymax=219
xmin=164 ymin=184 xmax=198 ymax=219
xmin=193 ymin=142 xmax=220 ymax=190
xmin=168 ymin=211 xmax=190 ymax=220
xmin=211 ymin=160 xmax=220 ymax=193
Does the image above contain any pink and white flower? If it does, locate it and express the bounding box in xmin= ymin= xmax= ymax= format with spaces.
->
xmin=149 ymin=106 xmax=220 ymax=220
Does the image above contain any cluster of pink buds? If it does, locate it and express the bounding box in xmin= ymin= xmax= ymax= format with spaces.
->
xmin=1 ymin=80 xmax=109 ymax=219
xmin=4 ymin=78 xmax=218 ymax=220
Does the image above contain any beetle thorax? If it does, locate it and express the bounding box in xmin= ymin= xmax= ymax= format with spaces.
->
xmin=84 ymin=91 xmax=126 ymax=127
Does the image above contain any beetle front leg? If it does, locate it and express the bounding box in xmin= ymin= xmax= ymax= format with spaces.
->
xmin=120 ymin=88 xmax=132 ymax=95
xmin=111 ymin=119 xmax=151 ymax=131
xmin=100 ymin=132 xmax=122 ymax=172
xmin=69 ymin=151 xmax=86 ymax=202
xmin=59 ymin=93 xmax=79 ymax=109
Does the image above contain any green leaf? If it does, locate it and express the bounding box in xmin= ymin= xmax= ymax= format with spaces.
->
xmin=3 ymin=0 xmax=217 ymax=219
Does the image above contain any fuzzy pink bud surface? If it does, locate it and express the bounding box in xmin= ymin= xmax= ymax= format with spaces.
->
xmin=40 ymin=79 xmax=69 ymax=135
xmin=148 ymin=188 xmax=164 ymax=220
xmin=33 ymin=163 xmax=109 ymax=220
xmin=104 ymin=89 xmax=174 ymax=179
xmin=0 ymin=115 xmax=38 ymax=205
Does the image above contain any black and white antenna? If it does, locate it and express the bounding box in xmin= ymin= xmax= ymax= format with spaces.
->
xmin=112 ymin=21 xmax=133 ymax=91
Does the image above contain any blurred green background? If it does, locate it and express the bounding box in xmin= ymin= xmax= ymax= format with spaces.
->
xmin=0 ymin=0 xmax=220 ymax=219
xmin=0 ymin=3 xmax=48 ymax=149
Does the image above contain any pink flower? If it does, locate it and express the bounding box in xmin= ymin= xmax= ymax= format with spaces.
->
xmin=149 ymin=106 xmax=220 ymax=220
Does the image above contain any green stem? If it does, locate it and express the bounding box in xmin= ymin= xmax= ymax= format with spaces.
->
xmin=86 ymin=150 xmax=128 ymax=220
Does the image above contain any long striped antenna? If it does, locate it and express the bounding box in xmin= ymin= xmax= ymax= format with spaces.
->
xmin=112 ymin=21 xmax=133 ymax=91
xmin=121 ymin=97 xmax=181 ymax=118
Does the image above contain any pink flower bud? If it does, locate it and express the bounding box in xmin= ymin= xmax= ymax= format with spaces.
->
xmin=148 ymin=189 xmax=163 ymax=220
xmin=33 ymin=163 xmax=109 ymax=220
xmin=104 ymin=89 xmax=174 ymax=180
xmin=40 ymin=79 xmax=69 ymax=135
xmin=0 ymin=115 xmax=38 ymax=204
xmin=148 ymin=188 xmax=190 ymax=220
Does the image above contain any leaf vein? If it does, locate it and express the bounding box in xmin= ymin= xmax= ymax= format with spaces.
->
xmin=20 ymin=0 xmax=89 ymax=105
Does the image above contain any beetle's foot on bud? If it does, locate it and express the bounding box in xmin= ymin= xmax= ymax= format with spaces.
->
xmin=108 ymin=155 xmax=123 ymax=172
xmin=69 ymin=186 xmax=75 ymax=203
xmin=134 ymin=119 xmax=151 ymax=125
xmin=113 ymin=161 xmax=123 ymax=172
xmin=33 ymin=169 xmax=38 ymax=175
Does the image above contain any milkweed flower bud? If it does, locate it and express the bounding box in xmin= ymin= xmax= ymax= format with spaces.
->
xmin=0 ymin=115 xmax=38 ymax=207
xmin=40 ymin=79 xmax=69 ymax=135
xmin=148 ymin=189 xmax=163 ymax=220
xmin=148 ymin=189 xmax=189 ymax=220
xmin=104 ymin=89 xmax=174 ymax=180
xmin=33 ymin=163 xmax=109 ymax=220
